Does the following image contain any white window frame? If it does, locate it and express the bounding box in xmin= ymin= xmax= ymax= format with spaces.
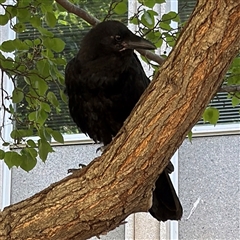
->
xmin=0 ymin=1 xmax=15 ymax=210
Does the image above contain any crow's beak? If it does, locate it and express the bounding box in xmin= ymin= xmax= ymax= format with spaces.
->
xmin=124 ymin=33 xmax=156 ymax=50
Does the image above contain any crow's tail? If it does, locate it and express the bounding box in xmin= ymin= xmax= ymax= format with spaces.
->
xmin=149 ymin=163 xmax=183 ymax=221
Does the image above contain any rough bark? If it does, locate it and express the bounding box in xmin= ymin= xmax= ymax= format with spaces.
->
xmin=0 ymin=0 xmax=239 ymax=239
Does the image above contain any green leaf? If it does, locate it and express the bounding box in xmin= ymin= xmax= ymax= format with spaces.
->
xmin=35 ymin=77 xmax=49 ymax=95
xmin=0 ymin=59 xmax=14 ymax=70
xmin=27 ymin=148 xmax=38 ymax=158
xmin=0 ymin=40 xmax=16 ymax=52
xmin=12 ymin=88 xmax=24 ymax=103
xmin=159 ymin=22 xmax=172 ymax=30
xmin=40 ymin=1 xmax=53 ymax=13
xmin=187 ymin=131 xmax=192 ymax=143
xmin=146 ymin=31 xmax=160 ymax=42
xmin=166 ymin=35 xmax=176 ymax=47
xmin=19 ymin=129 xmax=33 ymax=137
xmin=16 ymin=8 xmax=31 ymax=22
xmin=17 ymin=0 xmax=31 ymax=7
xmin=147 ymin=10 xmax=158 ymax=16
xmin=232 ymin=96 xmax=240 ymax=107
xmin=0 ymin=149 xmax=5 ymax=159
xmin=40 ymin=102 xmax=51 ymax=113
xmin=29 ymin=109 xmax=49 ymax=126
xmin=130 ymin=17 xmax=138 ymax=25
xmin=45 ymin=11 xmax=57 ymax=28
xmin=37 ymin=27 xmax=54 ymax=37
xmin=155 ymin=38 xmax=163 ymax=48
xmin=10 ymin=129 xmax=22 ymax=140
xmin=51 ymin=38 xmax=66 ymax=52
xmin=10 ymin=129 xmax=33 ymax=142
xmin=38 ymin=139 xmax=54 ymax=162
xmin=28 ymin=112 xmax=36 ymax=122
xmin=203 ymin=107 xmax=219 ymax=125
xmin=13 ymin=22 xmax=26 ymax=33
xmin=162 ymin=12 xmax=173 ymax=22
xmin=0 ymin=14 xmax=9 ymax=26
xmin=113 ymin=2 xmax=128 ymax=15
xmin=52 ymin=57 xmax=66 ymax=65
xmin=56 ymin=3 xmax=67 ymax=12
xmin=5 ymin=5 xmax=17 ymax=19
xmin=30 ymin=16 xmax=41 ymax=28
xmin=20 ymin=156 xmax=37 ymax=172
xmin=20 ymin=148 xmax=37 ymax=171
xmin=27 ymin=139 xmax=36 ymax=148
xmin=4 ymin=151 xmax=24 ymax=168
xmin=167 ymin=11 xmax=180 ymax=22
xmin=34 ymin=38 xmax=42 ymax=46
xmin=60 ymin=89 xmax=67 ymax=104
xmin=141 ymin=10 xmax=155 ymax=28
xmin=51 ymin=130 xmax=64 ymax=143
xmin=36 ymin=59 xmax=50 ymax=78
xmin=42 ymin=48 xmax=54 ymax=58
xmin=13 ymin=39 xmax=29 ymax=50
xmin=39 ymin=127 xmax=51 ymax=142
xmin=139 ymin=0 xmax=156 ymax=8
xmin=47 ymin=91 xmax=59 ymax=107
xmin=2 ymin=142 xmax=10 ymax=146
xmin=42 ymin=37 xmax=65 ymax=52
xmin=9 ymin=104 xmax=15 ymax=114
xmin=36 ymin=109 xmax=49 ymax=126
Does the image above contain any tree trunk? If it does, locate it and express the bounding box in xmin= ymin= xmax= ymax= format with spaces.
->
xmin=0 ymin=0 xmax=239 ymax=239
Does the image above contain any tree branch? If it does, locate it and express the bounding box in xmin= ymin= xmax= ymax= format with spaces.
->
xmin=55 ymin=0 xmax=100 ymax=26
xmin=54 ymin=0 xmax=165 ymax=65
xmin=0 ymin=1 xmax=239 ymax=240
xmin=218 ymin=85 xmax=240 ymax=93
xmin=137 ymin=49 xmax=165 ymax=65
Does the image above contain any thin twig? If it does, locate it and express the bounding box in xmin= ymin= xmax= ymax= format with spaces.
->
xmin=218 ymin=85 xmax=240 ymax=93
xmin=55 ymin=0 xmax=100 ymax=26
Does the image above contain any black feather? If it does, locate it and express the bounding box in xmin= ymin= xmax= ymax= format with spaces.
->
xmin=65 ymin=20 xmax=182 ymax=221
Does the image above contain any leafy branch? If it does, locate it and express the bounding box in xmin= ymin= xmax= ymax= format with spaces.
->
xmin=55 ymin=0 xmax=240 ymax=93
xmin=55 ymin=0 xmax=165 ymax=65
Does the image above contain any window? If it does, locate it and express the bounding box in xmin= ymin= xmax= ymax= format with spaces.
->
xmin=14 ymin=0 xmax=240 ymax=140
xmin=16 ymin=1 xmax=128 ymax=135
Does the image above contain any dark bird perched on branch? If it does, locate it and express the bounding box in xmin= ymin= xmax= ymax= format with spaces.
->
xmin=65 ymin=20 xmax=182 ymax=221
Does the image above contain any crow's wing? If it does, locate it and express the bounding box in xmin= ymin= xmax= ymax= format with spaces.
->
xmin=65 ymin=53 xmax=150 ymax=145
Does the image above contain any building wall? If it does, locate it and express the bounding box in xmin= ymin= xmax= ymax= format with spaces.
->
xmin=8 ymin=134 xmax=240 ymax=239
xmin=178 ymin=135 xmax=240 ymax=240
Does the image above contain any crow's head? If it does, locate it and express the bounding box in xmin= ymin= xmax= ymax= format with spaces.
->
xmin=79 ymin=21 xmax=155 ymax=60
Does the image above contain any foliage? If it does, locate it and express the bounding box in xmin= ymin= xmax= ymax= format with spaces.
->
xmin=226 ymin=56 xmax=240 ymax=106
xmin=0 ymin=0 xmax=239 ymax=171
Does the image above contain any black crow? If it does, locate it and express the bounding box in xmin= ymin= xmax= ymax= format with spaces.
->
xmin=65 ymin=20 xmax=182 ymax=221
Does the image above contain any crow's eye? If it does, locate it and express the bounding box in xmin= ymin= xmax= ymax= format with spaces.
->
xmin=115 ymin=35 xmax=122 ymax=42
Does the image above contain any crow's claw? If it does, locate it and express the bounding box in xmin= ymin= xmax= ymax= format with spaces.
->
xmin=96 ymin=145 xmax=106 ymax=153
xmin=78 ymin=163 xmax=86 ymax=168
xmin=68 ymin=163 xmax=86 ymax=174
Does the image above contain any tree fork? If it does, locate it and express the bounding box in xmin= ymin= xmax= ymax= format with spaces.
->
xmin=0 ymin=0 xmax=239 ymax=239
